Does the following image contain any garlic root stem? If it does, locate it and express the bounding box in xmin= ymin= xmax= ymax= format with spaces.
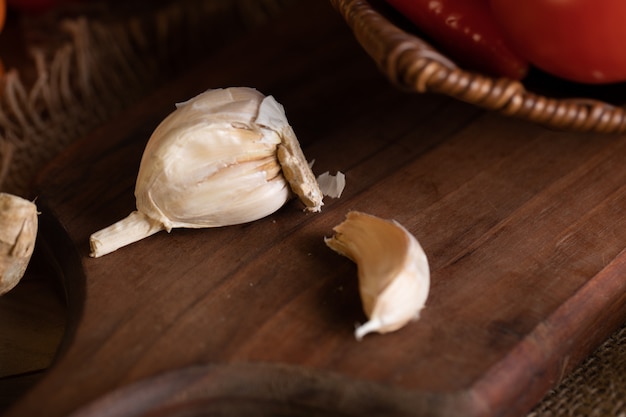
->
xmin=89 ymin=211 xmax=164 ymax=258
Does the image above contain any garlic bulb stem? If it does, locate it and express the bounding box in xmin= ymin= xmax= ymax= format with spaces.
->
xmin=90 ymin=211 xmax=164 ymax=257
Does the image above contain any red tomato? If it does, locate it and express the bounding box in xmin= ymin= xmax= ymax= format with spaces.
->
xmin=0 ymin=0 xmax=5 ymax=32
xmin=490 ymin=0 xmax=626 ymax=84
xmin=385 ymin=0 xmax=528 ymax=80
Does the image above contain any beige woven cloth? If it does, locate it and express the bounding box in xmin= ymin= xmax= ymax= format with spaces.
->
xmin=528 ymin=322 xmax=626 ymax=417
xmin=0 ymin=1 xmax=625 ymax=416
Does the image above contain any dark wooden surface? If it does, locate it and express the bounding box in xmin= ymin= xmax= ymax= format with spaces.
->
xmin=0 ymin=256 xmax=66 ymax=412
xmin=4 ymin=1 xmax=626 ymax=416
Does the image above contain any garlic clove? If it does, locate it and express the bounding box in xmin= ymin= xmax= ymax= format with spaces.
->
xmin=276 ymin=125 xmax=324 ymax=212
xmin=0 ymin=193 xmax=38 ymax=295
xmin=89 ymin=87 xmax=322 ymax=258
xmin=325 ymin=211 xmax=430 ymax=340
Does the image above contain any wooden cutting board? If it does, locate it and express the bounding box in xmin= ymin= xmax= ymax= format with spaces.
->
xmin=7 ymin=2 xmax=626 ymax=416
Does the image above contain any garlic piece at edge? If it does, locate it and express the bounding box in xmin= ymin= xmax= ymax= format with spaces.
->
xmin=1 ymin=193 xmax=38 ymax=295
xmin=324 ymin=211 xmax=430 ymax=340
xmin=89 ymin=87 xmax=323 ymax=258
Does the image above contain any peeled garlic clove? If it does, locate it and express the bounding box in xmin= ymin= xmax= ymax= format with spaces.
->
xmin=0 ymin=193 xmax=38 ymax=295
xmin=325 ymin=211 xmax=430 ymax=340
xmin=90 ymin=87 xmax=323 ymax=258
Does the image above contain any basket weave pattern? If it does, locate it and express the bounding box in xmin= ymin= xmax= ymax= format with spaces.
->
xmin=331 ymin=0 xmax=626 ymax=134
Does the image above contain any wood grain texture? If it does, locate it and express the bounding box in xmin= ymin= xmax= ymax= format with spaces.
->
xmin=5 ymin=2 xmax=626 ymax=416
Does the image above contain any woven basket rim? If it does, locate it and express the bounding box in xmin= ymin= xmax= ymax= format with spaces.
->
xmin=331 ymin=0 xmax=626 ymax=134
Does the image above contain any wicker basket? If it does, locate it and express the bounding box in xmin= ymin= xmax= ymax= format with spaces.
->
xmin=330 ymin=0 xmax=626 ymax=134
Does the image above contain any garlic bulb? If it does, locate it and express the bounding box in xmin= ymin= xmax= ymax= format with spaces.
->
xmin=90 ymin=87 xmax=323 ymax=257
xmin=325 ymin=211 xmax=430 ymax=340
xmin=1 ymin=193 xmax=38 ymax=295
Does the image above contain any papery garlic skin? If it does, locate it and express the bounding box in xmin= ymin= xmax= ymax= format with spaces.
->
xmin=0 ymin=193 xmax=38 ymax=295
xmin=325 ymin=211 xmax=430 ymax=340
xmin=317 ymin=171 xmax=346 ymax=198
xmin=90 ymin=87 xmax=322 ymax=258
